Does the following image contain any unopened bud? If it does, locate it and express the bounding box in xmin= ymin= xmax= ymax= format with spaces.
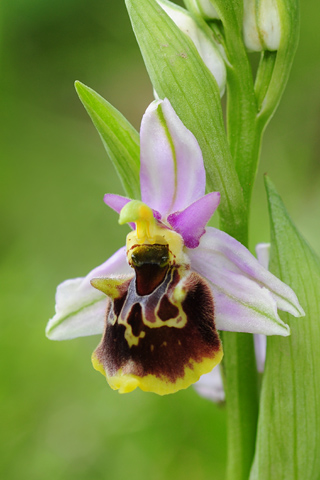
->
xmin=243 ymin=0 xmax=281 ymax=51
xmin=185 ymin=0 xmax=220 ymax=20
xmin=157 ymin=0 xmax=226 ymax=95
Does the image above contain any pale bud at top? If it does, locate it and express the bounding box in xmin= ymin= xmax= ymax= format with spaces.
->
xmin=185 ymin=0 xmax=220 ymax=20
xmin=157 ymin=0 xmax=226 ymax=95
xmin=243 ymin=0 xmax=281 ymax=51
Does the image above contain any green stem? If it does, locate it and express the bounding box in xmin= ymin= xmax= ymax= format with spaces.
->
xmin=219 ymin=207 xmax=259 ymax=480
xmin=208 ymin=1 xmax=262 ymax=210
xmin=221 ymin=332 xmax=259 ymax=480
xmin=204 ymin=2 xmax=299 ymax=478
xmin=223 ymin=29 xmax=261 ymax=212
xmin=217 ymin=19 xmax=260 ymax=480
xmin=254 ymin=51 xmax=277 ymax=112
xmin=226 ymin=69 xmax=263 ymax=211
xmin=206 ymin=6 xmax=261 ymax=480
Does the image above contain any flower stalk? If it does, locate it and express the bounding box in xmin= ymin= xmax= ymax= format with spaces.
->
xmin=182 ymin=0 xmax=300 ymax=476
xmin=221 ymin=332 xmax=259 ymax=480
xmin=193 ymin=3 xmax=261 ymax=474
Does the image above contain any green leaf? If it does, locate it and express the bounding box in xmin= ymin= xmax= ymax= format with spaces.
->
xmin=250 ymin=177 xmax=320 ymax=480
xmin=125 ymin=0 xmax=247 ymax=244
xmin=75 ymin=81 xmax=140 ymax=199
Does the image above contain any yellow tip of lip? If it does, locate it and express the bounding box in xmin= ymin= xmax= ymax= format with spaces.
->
xmin=104 ymin=348 xmax=224 ymax=396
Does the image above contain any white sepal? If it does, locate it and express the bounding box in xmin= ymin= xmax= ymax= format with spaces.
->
xmin=188 ymin=227 xmax=305 ymax=336
xmin=46 ymin=247 xmax=130 ymax=340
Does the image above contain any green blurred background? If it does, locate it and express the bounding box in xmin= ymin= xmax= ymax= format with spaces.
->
xmin=1 ymin=1 xmax=319 ymax=479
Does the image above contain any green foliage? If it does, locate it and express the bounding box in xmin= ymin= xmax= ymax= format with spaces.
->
xmin=2 ymin=1 xmax=320 ymax=479
xmin=250 ymin=177 xmax=320 ymax=480
xmin=75 ymin=81 xmax=141 ymax=199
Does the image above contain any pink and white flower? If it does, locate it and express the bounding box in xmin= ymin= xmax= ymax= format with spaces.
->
xmin=46 ymin=99 xmax=304 ymax=395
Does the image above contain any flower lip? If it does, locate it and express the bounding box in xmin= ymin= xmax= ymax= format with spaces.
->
xmin=92 ymin=265 xmax=223 ymax=395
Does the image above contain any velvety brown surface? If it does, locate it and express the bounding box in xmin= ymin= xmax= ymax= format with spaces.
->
xmin=95 ymin=268 xmax=221 ymax=382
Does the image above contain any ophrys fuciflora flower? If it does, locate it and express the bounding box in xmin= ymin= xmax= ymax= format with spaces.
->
xmin=46 ymin=99 xmax=304 ymax=395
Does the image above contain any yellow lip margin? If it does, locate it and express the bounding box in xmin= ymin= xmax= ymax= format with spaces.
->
xmin=92 ymin=348 xmax=223 ymax=395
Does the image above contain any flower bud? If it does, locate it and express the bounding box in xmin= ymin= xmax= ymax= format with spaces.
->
xmin=157 ymin=0 xmax=226 ymax=95
xmin=243 ymin=0 xmax=281 ymax=51
xmin=185 ymin=0 xmax=220 ymax=20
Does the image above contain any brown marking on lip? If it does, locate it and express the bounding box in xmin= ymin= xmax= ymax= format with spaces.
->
xmin=127 ymin=303 xmax=144 ymax=337
xmin=94 ymin=270 xmax=221 ymax=384
xmin=157 ymin=295 xmax=179 ymax=321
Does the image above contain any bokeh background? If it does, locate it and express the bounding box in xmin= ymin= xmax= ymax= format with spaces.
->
xmin=1 ymin=1 xmax=319 ymax=479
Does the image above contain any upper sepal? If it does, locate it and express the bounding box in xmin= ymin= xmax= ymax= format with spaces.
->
xmin=125 ymin=0 xmax=246 ymax=235
xmin=140 ymin=99 xmax=205 ymax=217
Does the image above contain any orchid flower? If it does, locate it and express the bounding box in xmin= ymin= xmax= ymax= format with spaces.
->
xmin=46 ymin=99 xmax=304 ymax=396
